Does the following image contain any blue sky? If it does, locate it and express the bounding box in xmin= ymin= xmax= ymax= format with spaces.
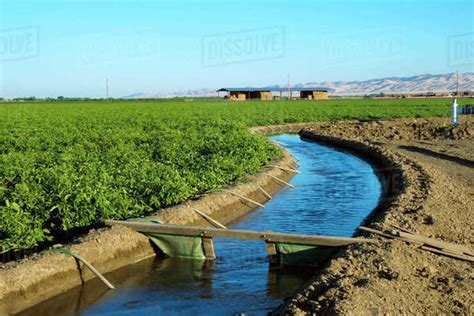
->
xmin=0 ymin=0 xmax=473 ymax=98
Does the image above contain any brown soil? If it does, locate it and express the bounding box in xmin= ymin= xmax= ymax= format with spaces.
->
xmin=275 ymin=117 xmax=474 ymax=315
xmin=0 ymin=143 xmax=297 ymax=315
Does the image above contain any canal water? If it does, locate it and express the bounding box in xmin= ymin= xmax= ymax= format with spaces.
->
xmin=20 ymin=134 xmax=382 ymax=316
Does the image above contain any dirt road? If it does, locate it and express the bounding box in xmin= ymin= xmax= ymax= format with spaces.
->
xmin=277 ymin=117 xmax=473 ymax=315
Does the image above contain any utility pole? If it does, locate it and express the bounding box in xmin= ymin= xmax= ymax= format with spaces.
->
xmin=105 ymin=79 xmax=109 ymax=100
xmin=456 ymin=70 xmax=459 ymax=97
xmin=287 ymin=73 xmax=291 ymax=101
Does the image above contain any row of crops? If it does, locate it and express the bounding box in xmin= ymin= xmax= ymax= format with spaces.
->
xmin=0 ymin=98 xmax=456 ymax=253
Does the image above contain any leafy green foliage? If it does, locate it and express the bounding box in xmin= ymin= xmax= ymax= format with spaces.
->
xmin=0 ymin=98 xmax=453 ymax=252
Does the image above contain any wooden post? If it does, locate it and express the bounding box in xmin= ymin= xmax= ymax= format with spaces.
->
xmin=263 ymin=174 xmax=295 ymax=188
xmin=258 ymin=186 xmax=272 ymax=199
xmin=46 ymin=248 xmax=115 ymax=290
xmin=291 ymin=156 xmax=300 ymax=167
xmin=265 ymin=241 xmax=280 ymax=266
xmin=269 ymin=164 xmax=300 ymax=174
xmin=193 ymin=208 xmax=227 ymax=229
xmin=202 ymin=236 xmax=216 ymax=260
xmin=359 ymin=226 xmax=474 ymax=261
xmin=291 ymin=161 xmax=300 ymax=169
xmin=221 ymin=189 xmax=265 ymax=208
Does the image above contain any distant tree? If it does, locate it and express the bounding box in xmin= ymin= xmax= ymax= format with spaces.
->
xmin=13 ymin=96 xmax=36 ymax=101
xmin=57 ymin=96 xmax=65 ymax=100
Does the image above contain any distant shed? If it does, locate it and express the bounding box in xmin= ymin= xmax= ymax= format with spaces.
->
xmin=297 ymin=87 xmax=330 ymax=100
xmin=217 ymin=87 xmax=332 ymax=101
xmin=217 ymin=88 xmax=273 ymax=101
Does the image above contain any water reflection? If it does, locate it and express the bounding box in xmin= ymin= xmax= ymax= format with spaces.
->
xmin=20 ymin=256 xmax=314 ymax=316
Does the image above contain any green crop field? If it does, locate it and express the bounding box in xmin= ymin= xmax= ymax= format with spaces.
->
xmin=0 ymin=98 xmax=461 ymax=253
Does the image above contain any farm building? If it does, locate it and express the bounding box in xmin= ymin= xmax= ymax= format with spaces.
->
xmin=217 ymin=88 xmax=273 ymax=100
xmin=298 ymin=88 xmax=330 ymax=99
xmin=217 ymin=87 xmax=332 ymax=101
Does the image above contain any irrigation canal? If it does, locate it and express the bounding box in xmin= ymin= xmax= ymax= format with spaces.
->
xmin=21 ymin=134 xmax=382 ymax=316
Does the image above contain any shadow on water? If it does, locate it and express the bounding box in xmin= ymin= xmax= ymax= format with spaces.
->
xmin=20 ymin=134 xmax=382 ymax=316
xmin=20 ymin=256 xmax=314 ymax=316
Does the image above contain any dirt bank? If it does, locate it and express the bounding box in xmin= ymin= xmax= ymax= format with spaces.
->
xmin=275 ymin=117 xmax=473 ymax=315
xmin=0 ymin=139 xmax=297 ymax=315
